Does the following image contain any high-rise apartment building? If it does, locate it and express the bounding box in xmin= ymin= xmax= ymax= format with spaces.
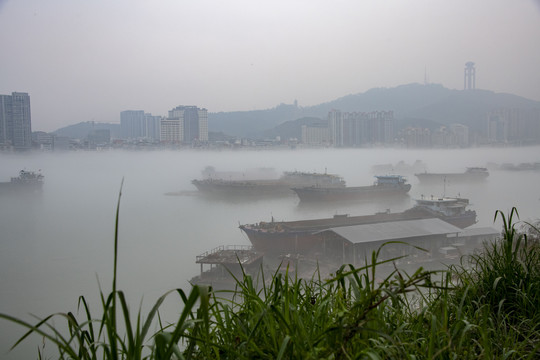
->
xmin=120 ymin=110 xmax=162 ymax=141
xmin=0 ymin=92 xmax=32 ymax=151
xmin=301 ymin=124 xmax=330 ymax=146
xmin=328 ymin=109 xmax=394 ymax=147
xmin=485 ymin=108 xmax=540 ymax=144
xmin=163 ymin=106 xmax=208 ymax=143
xmin=399 ymin=127 xmax=432 ymax=148
xmin=121 ymin=110 xmax=144 ymax=139
xmin=160 ymin=119 xmax=183 ymax=143
xmin=449 ymin=123 xmax=469 ymax=147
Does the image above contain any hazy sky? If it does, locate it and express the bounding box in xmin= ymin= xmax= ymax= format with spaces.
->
xmin=1 ymin=0 xmax=539 ymax=132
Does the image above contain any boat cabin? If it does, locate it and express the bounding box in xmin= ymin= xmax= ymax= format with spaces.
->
xmin=374 ymin=175 xmax=407 ymax=186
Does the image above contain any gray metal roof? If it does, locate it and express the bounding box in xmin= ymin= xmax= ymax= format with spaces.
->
xmin=457 ymin=226 xmax=499 ymax=237
xmin=324 ymin=218 xmax=462 ymax=244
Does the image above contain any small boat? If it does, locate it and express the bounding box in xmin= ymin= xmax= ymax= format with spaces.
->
xmin=415 ymin=167 xmax=489 ymax=184
xmin=0 ymin=170 xmax=44 ymax=194
xmin=291 ymin=175 xmax=411 ymax=203
xmin=403 ymin=195 xmax=477 ymax=229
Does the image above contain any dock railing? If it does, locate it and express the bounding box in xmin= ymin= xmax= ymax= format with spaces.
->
xmin=196 ymin=244 xmax=254 ymax=263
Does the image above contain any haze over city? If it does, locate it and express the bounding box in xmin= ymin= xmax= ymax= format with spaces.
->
xmin=1 ymin=0 xmax=540 ymax=132
xmin=2 ymin=1 xmax=540 ymax=358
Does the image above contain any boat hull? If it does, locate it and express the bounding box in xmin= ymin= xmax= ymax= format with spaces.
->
xmin=192 ymin=179 xmax=295 ymax=196
xmin=415 ymin=171 xmax=489 ymax=184
xmin=292 ymin=184 xmax=411 ymax=202
xmin=192 ymin=171 xmax=346 ymax=198
xmin=240 ymin=206 xmax=475 ymax=254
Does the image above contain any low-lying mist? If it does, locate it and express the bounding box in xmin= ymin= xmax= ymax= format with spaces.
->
xmin=1 ymin=146 xmax=539 ymax=359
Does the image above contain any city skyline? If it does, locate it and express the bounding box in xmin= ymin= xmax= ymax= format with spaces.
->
xmin=3 ymin=83 xmax=538 ymax=151
xmin=1 ymin=0 xmax=539 ymax=132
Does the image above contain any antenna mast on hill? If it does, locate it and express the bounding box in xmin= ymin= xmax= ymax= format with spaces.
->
xmin=464 ymin=62 xmax=476 ymax=90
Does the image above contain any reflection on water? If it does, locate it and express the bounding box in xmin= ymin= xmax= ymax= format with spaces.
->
xmin=1 ymin=147 xmax=539 ymax=358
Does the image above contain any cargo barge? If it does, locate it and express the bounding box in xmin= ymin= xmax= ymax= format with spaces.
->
xmin=240 ymin=196 xmax=476 ymax=254
xmin=192 ymin=170 xmax=346 ymax=197
xmin=292 ymin=175 xmax=411 ymax=203
xmin=415 ymin=167 xmax=489 ymax=184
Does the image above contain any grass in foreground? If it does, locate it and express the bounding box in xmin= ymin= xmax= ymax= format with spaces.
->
xmin=1 ymin=187 xmax=539 ymax=359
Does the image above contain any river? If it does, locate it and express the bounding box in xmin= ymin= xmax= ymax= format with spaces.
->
xmin=1 ymin=146 xmax=539 ymax=359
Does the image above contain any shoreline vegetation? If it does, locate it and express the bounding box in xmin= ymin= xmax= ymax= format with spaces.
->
xmin=1 ymin=185 xmax=539 ymax=359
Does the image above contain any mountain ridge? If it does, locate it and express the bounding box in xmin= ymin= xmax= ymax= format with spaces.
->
xmin=53 ymin=83 xmax=540 ymax=140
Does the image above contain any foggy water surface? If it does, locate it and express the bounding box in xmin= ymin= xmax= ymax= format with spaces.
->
xmin=1 ymin=147 xmax=539 ymax=359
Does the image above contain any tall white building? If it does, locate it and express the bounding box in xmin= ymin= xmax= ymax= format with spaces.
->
xmin=160 ymin=119 xmax=183 ymax=143
xmin=450 ymin=123 xmax=469 ymax=147
xmin=163 ymin=106 xmax=208 ymax=143
xmin=328 ymin=109 xmax=343 ymax=146
xmin=301 ymin=124 xmax=330 ymax=146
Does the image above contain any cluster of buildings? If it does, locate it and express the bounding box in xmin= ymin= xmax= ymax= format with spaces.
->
xmin=120 ymin=105 xmax=208 ymax=144
xmin=396 ymin=124 xmax=470 ymax=148
xmin=301 ymin=110 xmax=395 ymax=147
xmin=2 ymin=86 xmax=540 ymax=151
xmin=395 ymin=108 xmax=540 ymax=148
xmin=301 ymin=110 xmax=474 ymax=148
xmin=486 ymin=108 xmax=540 ymax=145
xmin=0 ymin=92 xmax=210 ymax=151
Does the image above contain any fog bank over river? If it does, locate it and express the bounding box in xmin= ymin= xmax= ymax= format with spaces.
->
xmin=1 ymin=147 xmax=539 ymax=359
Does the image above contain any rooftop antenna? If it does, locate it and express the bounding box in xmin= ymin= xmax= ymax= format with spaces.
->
xmin=443 ymin=176 xmax=447 ymax=197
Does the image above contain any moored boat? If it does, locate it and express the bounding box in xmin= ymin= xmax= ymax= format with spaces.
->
xmin=415 ymin=167 xmax=489 ymax=184
xmin=192 ymin=170 xmax=346 ymax=197
xmin=291 ymin=175 xmax=411 ymax=203
xmin=200 ymin=166 xmax=279 ymax=180
xmin=189 ymin=245 xmax=264 ymax=290
xmin=239 ymin=195 xmax=476 ymax=254
xmin=403 ymin=195 xmax=477 ymax=229
xmin=0 ymin=170 xmax=44 ymax=194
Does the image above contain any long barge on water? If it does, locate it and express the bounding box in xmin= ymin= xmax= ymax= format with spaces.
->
xmin=192 ymin=170 xmax=346 ymax=197
xmin=292 ymin=175 xmax=411 ymax=203
xmin=240 ymin=196 xmax=476 ymax=254
xmin=415 ymin=167 xmax=489 ymax=184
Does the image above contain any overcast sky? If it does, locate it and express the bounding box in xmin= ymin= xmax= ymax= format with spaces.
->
xmin=1 ymin=0 xmax=539 ymax=132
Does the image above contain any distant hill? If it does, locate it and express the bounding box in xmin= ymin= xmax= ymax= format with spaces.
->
xmin=53 ymin=84 xmax=540 ymax=140
xmin=301 ymin=83 xmax=454 ymax=117
xmin=54 ymin=121 xmax=121 ymax=139
xmin=260 ymin=117 xmax=326 ymax=140
xmin=209 ymin=83 xmax=540 ymax=138
xmin=209 ymin=103 xmax=302 ymax=139
xmin=403 ymin=89 xmax=540 ymax=133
